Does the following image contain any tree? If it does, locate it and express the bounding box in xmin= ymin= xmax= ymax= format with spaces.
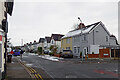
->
xmin=49 ymin=45 xmax=58 ymax=54
xmin=38 ymin=47 xmax=42 ymax=54
xmin=72 ymin=23 xmax=79 ymax=30
xmin=49 ymin=45 xmax=54 ymax=51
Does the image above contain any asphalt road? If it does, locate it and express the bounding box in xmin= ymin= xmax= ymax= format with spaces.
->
xmin=16 ymin=53 xmax=119 ymax=79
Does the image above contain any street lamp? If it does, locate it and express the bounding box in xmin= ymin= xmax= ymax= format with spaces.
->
xmin=78 ymin=17 xmax=84 ymax=61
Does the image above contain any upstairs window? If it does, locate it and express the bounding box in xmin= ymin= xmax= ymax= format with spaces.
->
xmin=106 ymin=36 xmax=108 ymax=42
xmin=66 ymin=38 xmax=70 ymax=44
xmin=83 ymin=35 xmax=86 ymax=41
xmin=52 ymin=40 xmax=54 ymax=44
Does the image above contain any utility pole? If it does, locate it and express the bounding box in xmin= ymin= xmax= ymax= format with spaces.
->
xmin=21 ymin=39 xmax=23 ymax=60
xmin=78 ymin=17 xmax=83 ymax=62
xmin=21 ymin=39 xmax=23 ymax=47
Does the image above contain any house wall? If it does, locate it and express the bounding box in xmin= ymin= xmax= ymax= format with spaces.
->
xmin=109 ymin=37 xmax=117 ymax=45
xmin=0 ymin=30 xmax=5 ymax=79
xmin=61 ymin=37 xmax=72 ymax=51
xmin=0 ymin=2 xmax=4 ymax=24
xmin=72 ymin=34 xmax=89 ymax=57
xmin=0 ymin=1 xmax=6 ymax=80
xmin=55 ymin=41 xmax=61 ymax=53
xmin=1 ymin=36 xmax=5 ymax=72
xmin=50 ymin=39 xmax=55 ymax=45
xmin=119 ymin=1 xmax=120 ymax=44
xmin=88 ymin=24 xmax=110 ymax=45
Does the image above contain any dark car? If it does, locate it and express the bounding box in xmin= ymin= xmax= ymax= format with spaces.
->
xmin=61 ymin=50 xmax=73 ymax=58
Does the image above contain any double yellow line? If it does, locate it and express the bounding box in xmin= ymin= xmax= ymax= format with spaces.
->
xmin=18 ymin=60 xmax=43 ymax=80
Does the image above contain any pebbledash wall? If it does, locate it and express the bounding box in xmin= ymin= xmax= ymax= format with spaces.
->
xmin=0 ymin=1 xmax=6 ymax=80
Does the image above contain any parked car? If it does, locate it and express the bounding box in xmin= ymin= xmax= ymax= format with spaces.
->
xmin=44 ymin=50 xmax=49 ymax=54
xmin=30 ymin=49 xmax=37 ymax=53
xmin=44 ymin=50 xmax=52 ymax=54
xmin=13 ymin=49 xmax=21 ymax=56
xmin=61 ymin=50 xmax=73 ymax=58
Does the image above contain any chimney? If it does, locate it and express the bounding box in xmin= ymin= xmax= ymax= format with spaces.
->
xmin=30 ymin=42 xmax=32 ymax=44
xmin=78 ymin=23 xmax=85 ymax=29
xmin=34 ymin=40 xmax=36 ymax=43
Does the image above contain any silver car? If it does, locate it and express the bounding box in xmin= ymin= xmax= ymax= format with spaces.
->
xmin=61 ymin=50 xmax=73 ymax=58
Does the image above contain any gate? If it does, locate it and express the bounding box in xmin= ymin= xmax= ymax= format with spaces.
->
xmin=99 ymin=48 xmax=110 ymax=58
xmin=111 ymin=49 xmax=120 ymax=58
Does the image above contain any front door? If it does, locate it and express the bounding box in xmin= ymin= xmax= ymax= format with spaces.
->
xmin=83 ymin=47 xmax=87 ymax=57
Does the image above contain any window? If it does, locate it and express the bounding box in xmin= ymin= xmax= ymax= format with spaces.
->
xmin=106 ymin=36 xmax=108 ymax=42
xmin=74 ymin=47 xmax=76 ymax=53
xmin=83 ymin=35 xmax=86 ymax=41
xmin=66 ymin=47 xmax=70 ymax=50
xmin=52 ymin=40 xmax=54 ymax=44
xmin=66 ymin=38 xmax=70 ymax=44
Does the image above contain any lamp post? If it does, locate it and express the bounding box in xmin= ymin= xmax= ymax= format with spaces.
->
xmin=78 ymin=17 xmax=83 ymax=62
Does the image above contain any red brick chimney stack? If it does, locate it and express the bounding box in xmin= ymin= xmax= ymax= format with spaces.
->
xmin=78 ymin=23 xmax=85 ymax=29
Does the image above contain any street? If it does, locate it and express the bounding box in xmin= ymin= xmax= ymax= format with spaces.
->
xmin=15 ymin=53 xmax=119 ymax=79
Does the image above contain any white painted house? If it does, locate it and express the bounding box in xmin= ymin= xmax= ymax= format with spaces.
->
xmin=50 ymin=34 xmax=64 ymax=53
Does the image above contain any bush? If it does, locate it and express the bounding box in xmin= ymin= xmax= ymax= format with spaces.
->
xmin=49 ymin=53 xmax=54 ymax=56
xmin=38 ymin=47 xmax=42 ymax=54
xmin=49 ymin=46 xmax=54 ymax=50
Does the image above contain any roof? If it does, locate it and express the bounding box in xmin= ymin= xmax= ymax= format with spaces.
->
xmin=39 ymin=38 xmax=45 ymax=43
xmin=51 ymin=34 xmax=64 ymax=41
xmin=110 ymin=35 xmax=119 ymax=45
xmin=62 ymin=21 xmax=101 ymax=39
xmin=45 ymin=37 xmax=51 ymax=43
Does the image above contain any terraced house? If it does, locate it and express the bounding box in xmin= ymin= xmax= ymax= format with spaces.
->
xmin=62 ymin=21 xmax=118 ymax=58
xmin=0 ymin=0 xmax=14 ymax=79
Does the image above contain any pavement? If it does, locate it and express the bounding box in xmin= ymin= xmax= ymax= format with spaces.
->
xmin=6 ymin=56 xmax=45 ymax=80
xmin=6 ymin=57 xmax=32 ymax=80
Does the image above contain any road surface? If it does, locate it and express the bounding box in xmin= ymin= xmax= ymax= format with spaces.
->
xmin=16 ymin=53 xmax=119 ymax=79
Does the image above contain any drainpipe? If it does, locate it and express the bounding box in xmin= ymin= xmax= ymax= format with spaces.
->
xmin=93 ymin=30 xmax=95 ymax=45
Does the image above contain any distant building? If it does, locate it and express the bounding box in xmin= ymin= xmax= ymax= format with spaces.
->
xmin=39 ymin=38 xmax=45 ymax=47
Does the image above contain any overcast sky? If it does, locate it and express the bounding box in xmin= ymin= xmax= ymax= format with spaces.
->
xmin=7 ymin=0 xmax=119 ymax=46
